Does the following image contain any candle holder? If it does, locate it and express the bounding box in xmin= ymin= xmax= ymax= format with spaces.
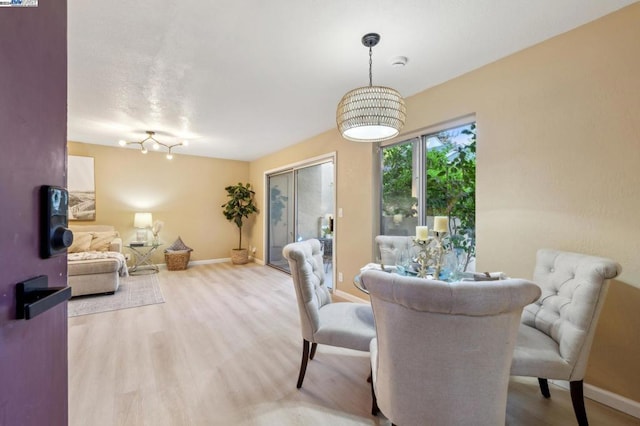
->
xmin=413 ymin=233 xmax=447 ymax=279
xmin=413 ymin=237 xmax=436 ymax=278
xmin=413 ymin=217 xmax=449 ymax=279
xmin=433 ymin=231 xmax=446 ymax=280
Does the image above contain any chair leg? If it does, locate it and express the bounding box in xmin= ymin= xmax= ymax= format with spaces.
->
xmin=538 ymin=378 xmax=551 ymax=398
xmin=309 ymin=342 xmax=318 ymax=360
xmin=296 ymin=340 xmax=310 ymax=389
xmin=370 ymin=368 xmax=379 ymax=416
xmin=570 ymin=380 xmax=588 ymax=426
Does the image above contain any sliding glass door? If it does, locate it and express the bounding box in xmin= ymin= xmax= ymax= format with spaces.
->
xmin=267 ymin=158 xmax=335 ymax=288
xmin=267 ymin=171 xmax=294 ymax=270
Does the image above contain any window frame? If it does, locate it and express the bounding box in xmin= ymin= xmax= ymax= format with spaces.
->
xmin=378 ymin=119 xmax=476 ymax=233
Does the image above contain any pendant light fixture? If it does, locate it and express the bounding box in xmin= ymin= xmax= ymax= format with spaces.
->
xmin=336 ymin=33 xmax=406 ymax=143
xmin=118 ymin=131 xmax=188 ymax=160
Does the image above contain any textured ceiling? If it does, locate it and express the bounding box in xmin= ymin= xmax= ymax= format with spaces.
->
xmin=68 ymin=0 xmax=637 ymax=161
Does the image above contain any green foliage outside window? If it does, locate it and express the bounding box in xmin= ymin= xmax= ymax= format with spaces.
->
xmin=381 ymin=142 xmax=416 ymax=218
xmin=381 ymin=124 xmax=476 ymax=268
xmin=427 ymin=124 xmax=476 ymax=266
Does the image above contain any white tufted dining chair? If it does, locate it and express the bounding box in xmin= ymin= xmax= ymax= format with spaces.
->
xmin=283 ymin=239 xmax=376 ymax=389
xmin=362 ymin=269 xmax=541 ymax=426
xmin=374 ymin=235 xmax=415 ymax=266
xmin=511 ymin=249 xmax=621 ymax=426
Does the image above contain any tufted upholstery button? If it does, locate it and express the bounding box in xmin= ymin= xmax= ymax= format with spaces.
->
xmin=550 ymin=268 xmax=555 ymax=273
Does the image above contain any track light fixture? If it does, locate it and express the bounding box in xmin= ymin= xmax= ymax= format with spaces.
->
xmin=118 ymin=131 xmax=188 ymax=160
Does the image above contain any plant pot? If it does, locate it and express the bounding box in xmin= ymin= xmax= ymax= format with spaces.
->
xmin=231 ymin=248 xmax=249 ymax=265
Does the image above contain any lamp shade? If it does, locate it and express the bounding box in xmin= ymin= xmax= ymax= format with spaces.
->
xmin=336 ymin=85 xmax=406 ymax=142
xmin=134 ymin=212 xmax=153 ymax=228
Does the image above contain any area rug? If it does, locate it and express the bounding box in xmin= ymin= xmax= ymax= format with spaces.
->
xmin=68 ymin=273 xmax=165 ymax=317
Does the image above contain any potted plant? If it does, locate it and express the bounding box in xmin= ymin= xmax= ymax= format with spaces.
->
xmin=221 ymin=182 xmax=259 ymax=264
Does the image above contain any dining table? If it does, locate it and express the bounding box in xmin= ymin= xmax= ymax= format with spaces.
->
xmin=354 ymin=263 xmax=507 ymax=294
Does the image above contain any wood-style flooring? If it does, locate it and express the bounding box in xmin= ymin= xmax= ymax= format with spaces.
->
xmin=68 ymin=263 xmax=639 ymax=425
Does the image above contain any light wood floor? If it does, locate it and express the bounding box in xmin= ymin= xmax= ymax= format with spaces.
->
xmin=68 ymin=263 xmax=639 ymax=425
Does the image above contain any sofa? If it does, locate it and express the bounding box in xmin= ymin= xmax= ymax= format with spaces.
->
xmin=67 ymin=225 xmax=128 ymax=297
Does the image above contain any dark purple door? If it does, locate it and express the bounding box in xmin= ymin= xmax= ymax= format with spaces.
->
xmin=0 ymin=1 xmax=69 ymax=425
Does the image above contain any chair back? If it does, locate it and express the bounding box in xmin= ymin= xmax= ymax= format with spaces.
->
xmin=522 ymin=249 xmax=621 ymax=379
xmin=362 ymin=269 xmax=540 ymax=425
xmin=282 ymin=239 xmax=332 ymax=342
xmin=374 ymin=235 xmax=415 ymax=266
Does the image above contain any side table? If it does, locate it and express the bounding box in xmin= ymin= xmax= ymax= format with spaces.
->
xmin=126 ymin=242 xmax=162 ymax=274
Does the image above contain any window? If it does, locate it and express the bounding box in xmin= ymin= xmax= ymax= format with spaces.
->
xmin=380 ymin=122 xmax=476 ymax=268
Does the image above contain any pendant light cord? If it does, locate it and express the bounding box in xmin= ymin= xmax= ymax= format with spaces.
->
xmin=368 ymin=46 xmax=373 ymax=87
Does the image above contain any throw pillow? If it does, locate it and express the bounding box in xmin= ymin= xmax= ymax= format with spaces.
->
xmin=90 ymin=231 xmax=118 ymax=251
xmin=166 ymin=236 xmax=193 ymax=252
xmin=68 ymin=232 xmax=92 ymax=253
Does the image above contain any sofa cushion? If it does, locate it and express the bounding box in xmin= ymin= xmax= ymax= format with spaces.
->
xmin=90 ymin=231 xmax=118 ymax=251
xmin=68 ymin=257 xmax=120 ymax=276
xmin=69 ymin=232 xmax=92 ymax=253
xmin=71 ymin=225 xmax=116 ymax=233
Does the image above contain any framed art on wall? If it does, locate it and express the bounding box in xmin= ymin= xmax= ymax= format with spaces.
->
xmin=68 ymin=155 xmax=96 ymax=221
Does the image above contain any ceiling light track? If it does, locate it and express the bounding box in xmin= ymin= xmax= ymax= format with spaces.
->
xmin=118 ymin=131 xmax=188 ymax=160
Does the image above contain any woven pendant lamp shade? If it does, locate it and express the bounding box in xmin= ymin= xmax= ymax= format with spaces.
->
xmin=336 ymin=33 xmax=406 ymax=142
xmin=336 ymin=85 xmax=406 ymax=142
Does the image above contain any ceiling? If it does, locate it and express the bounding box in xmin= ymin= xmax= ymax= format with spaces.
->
xmin=68 ymin=0 xmax=636 ymax=161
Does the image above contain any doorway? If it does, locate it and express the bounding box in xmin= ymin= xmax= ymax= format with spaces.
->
xmin=266 ymin=156 xmax=335 ymax=288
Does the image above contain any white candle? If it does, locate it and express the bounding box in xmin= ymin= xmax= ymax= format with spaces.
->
xmin=416 ymin=226 xmax=429 ymax=241
xmin=434 ymin=216 xmax=448 ymax=233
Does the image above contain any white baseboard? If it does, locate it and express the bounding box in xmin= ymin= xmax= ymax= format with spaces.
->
xmin=192 ymin=257 xmax=266 ymax=265
xmin=184 ymin=258 xmax=230 ymax=265
xmin=550 ymin=380 xmax=640 ymax=419
xmin=334 ymin=289 xmax=369 ymax=304
xmin=158 ymin=257 xmax=266 ymax=269
xmin=157 ymin=258 xmax=229 ymax=269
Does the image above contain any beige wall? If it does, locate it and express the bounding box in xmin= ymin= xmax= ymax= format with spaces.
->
xmin=249 ymin=133 xmax=377 ymax=294
xmin=249 ymin=4 xmax=640 ymax=402
xmin=67 ymin=142 xmax=252 ymax=265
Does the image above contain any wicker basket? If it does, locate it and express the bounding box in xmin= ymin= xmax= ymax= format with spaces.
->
xmin=165 ymin=250 xmax=191 ymax=271
xmin=231 ymin=248 xmax=249 ymax=265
